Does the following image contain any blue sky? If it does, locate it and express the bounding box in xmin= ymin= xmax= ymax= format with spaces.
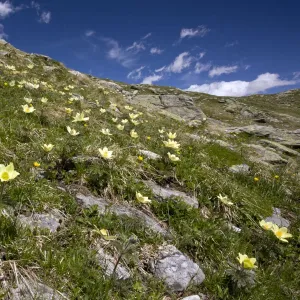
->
xmin=1 ymin=0 xmax=300 ymax=96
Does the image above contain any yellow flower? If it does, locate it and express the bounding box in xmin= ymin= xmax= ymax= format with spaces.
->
xmin=0 ymin=163 xmax=20 ymax=182
xmin=130 ymin=129 xmax=138 ymax=138
xmin=21 ymin=104 xmax=35 ymax=113
xmin=271 ymin=225 xmax=293 ymax=242
xmin=27 ymin=64 xmax=34 ymax=69
xmin=167 ymin=152 xmax=180 ymax=162
xmin=41 ymin=97 xmax=48 ymax=103
xmin=112 ymin=118 xmax=118 ymax=123
xmin=64 ymin=86 xmax=70 ymax=91
xmin=100 ymin=229 xmax=109 ymax=236
xmin=125 ymin=105 xmax=133 ymax=110
xmin=137 ymin=156 xmax=144 ymax=161
xmin=5 ymin=65 xmax=16 ymax=71
xmin=9 ymin=80 xmax=15 ymax=87
xmin=24 ymin=97 xmax=33 ymax=103
xmin=254 ymin=177 xmax=259 ymax=182
xmin=59 ymin=91 xmax=66 ymax=95
xmin=129 ymin=113 xmax=139 ymax=120
xmin=72 ymin=112 xmax=89 ymax=122
xmin=4 ymin=82 xmax=8 ymax=86
xmin=101 ymin=128 xmax=112 ymax=136
xmin=25 ymin=82 xmax=39 ymax=89
xmin=163 ymin=139 xmax=180 ymax=149
xmin=116 ymin=124 xmax=124 ymax=131
xmin=33 ymin=162 xmax=41 ymax=167
xmin=237 ymin=253 xmax=257 ymax=269
xmin=109 ymin=103 xmax=117 ymax=109
xmin=158 ymin=129 xmax=165 ymax=134
xmin=100 ymin=108 xmax=106 ymax=113
xmin=42 ymin=144 xmax=54 ymax=152
xmin=259 ymin=220 xmax=275 ymax=231
xmin=167 ymin=132 xmax=177 ymax=139
xmin=217 ymin=194 xmax=233 ymax=206
xmin=67 ymin=126 xmax=80 ymax=136
xmin=147 ymin=136 xmax=151 ymax=140
xmin=136 ymin=192 xmax=151 ymax=204
xmin=99 ymin=147 xmax=113 ymax=159
xmin=65 ymin=107 xmax=73 ymax=114
xmin=131 ymin=120 xmax=140 ymax=126
xmin=274 ymin=175 xmax=279 ymax=179
xmin=68 ymin=85 xmax=74 ymax=89
xmin=121 ymin=119 xmax=128 ymax=124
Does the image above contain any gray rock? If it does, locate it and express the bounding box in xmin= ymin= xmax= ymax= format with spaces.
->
xmin=76 ymin=193 xmax=167 ymax=235
xmin=43 ymin=66 xmax=58 ymax=72
xmin=96 ymin=247 xmax=131 ymax=280
xmin=182 ymin=296 xmax=203 ymax=300
xmin=265 ymin=208 xmax=290 ymax=227
xmin=260 ymin=140 xmax=300 ymax=157
xmin=226 ymin=125 xmax=277 ymax=137
xmin=18 ymin=211 xmax=63 ymax=233
xmin=245 ymin=144 xmax=287 ymax=165
xmin=229 ymin=164 xmax=250 ymax=174
xmin=152 ymin=245 xmax=205 ymax=292
xmin=0 ymin=39 xmax=8 ymax=45
xmin=0 ymin=50 xmax=9 ymax=56
xmin=144 ymin=181 xmax=198 ymax=208
xmin=214 ymin=139 xmax=235 ymax=150
xmin=97 ymin=80 xmax=123 ymax=92
xmin=139 ymin=150 xmax=161 ymax=160
xmin=10 ymin=280 xmax=64 ymax=300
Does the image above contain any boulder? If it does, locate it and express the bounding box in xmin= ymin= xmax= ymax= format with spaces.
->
xmin=265 ymin=208 xmax=290 ymax=228
xmin=229 ymin=164 xmax=250 ymax=174
xmin=152 ymin=245 xmax=205 ymax=292
xmin=139 ymin=150 xmax=162 ymax=160
xmin=144 ymin=181 xmax=198 ymax=208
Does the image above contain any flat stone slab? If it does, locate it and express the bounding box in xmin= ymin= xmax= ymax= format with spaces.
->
xmin=10 ymin=280 xmax=64 ymax=300
xmin=76 ymin=193 xmax=167 ymax=236
xmin=229 ymin=164 xmax=250 ymax=174
xmin=18 ymin=211 xmax=63 ymax=233
xmin=139 ymin=150 xmax=161 ymax=160
xmin=95 ymin=246 xmax=131 ymax=280
xmin=144 ymin=181 xmax=198 ymax=208
xmin=152 ymin=245 xmax=205 ymax=292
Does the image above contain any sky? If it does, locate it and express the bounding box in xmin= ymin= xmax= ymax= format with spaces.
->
xmin=1 ymin=0 xmax=300 ymax=96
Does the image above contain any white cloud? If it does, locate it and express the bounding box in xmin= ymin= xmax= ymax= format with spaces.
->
xmin=166 ymin=52 xmax=193 ymax=73
xmin=127 ymin=66 xmax=145 ymax=80
xmin=141 ymin=74 xmax=163 ymax=85
xmin=142 ymin=32 xmax=151 ymax=39
xmin=155 ymin=66 xmax=166 ymax=72
xmin=225 ymin=40 xmax=239 ymax=47
xmin=39 ymin=11 xmax=51 ymax=23
xmin=104 ymin=38 xmax=136 ymax=68
xmin=0 ymin=23 xmax=7 ymax=39
xmin=126 ymin=41 xmax=145 ymax=53
xmin=150 ymin=47 xmax=163 ymax=55
xmin=31 ymin=1 xmax=40 ymax=10
xmin=180 ymin=25 xmax=210 ymax=39
xmin=195 ymin=62 xmax=211 ymax=74
xmin=0 ymin=1 xmax=14 ymax=18
xmin=186 ymin=73 xmax=297 ymax=96
xmin=293 ymin=71 xmax=300 ymax=79
xmin=199 ymin=51 xmax=206 ymax=59
xmin=85 ymin=30 xmax=95 ymax=37
xmin=209 ymin=65 xmax=238 ymax=77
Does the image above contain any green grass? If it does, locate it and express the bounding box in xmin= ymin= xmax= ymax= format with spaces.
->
xmin=0 ymin=41 xmax=299 ymax=299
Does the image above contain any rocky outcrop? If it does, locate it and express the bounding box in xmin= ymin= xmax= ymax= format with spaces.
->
xmin=75 ymin=193 xmax=167 ymax=236
xmin=151 ymin=245 xmax=205 ymax=292
xmin=144 ymin=181 xmax=198 ymax=208
xmin=129 ymin=93 xmax=206 ymax=123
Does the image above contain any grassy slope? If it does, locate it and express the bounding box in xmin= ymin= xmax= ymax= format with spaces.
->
xmin=0 ymin=42 xmax=299 ymax=300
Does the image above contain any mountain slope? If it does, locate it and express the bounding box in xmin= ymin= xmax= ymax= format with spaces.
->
xmin=0 ymin=39 xmax=299 ymax=300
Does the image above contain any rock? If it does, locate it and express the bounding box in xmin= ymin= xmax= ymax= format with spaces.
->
xmin=43 ymin=66 xmax=58 ymax=72
xmin=186 ymin=134 xmax=202 ymax=141
xmin=280 ymin=140 xmax=300 ymax=149
xmin=139 ymin=150 xmax=162 ymax=160
xmin=18 ymin=211 xmax=63 ymax=233
xmin=265 ymin=208 xmax=290 ymax=228
xmin=95 ymin=246 xmax=131 ymax=280
xmin=76 ymin=193 xmax=167 ymax=235
xmin=245 ymin=144 xmax=287 ymax=165
xmin=97 ymin=80 xmax=123 ymax=92
xmin=130 ymin=94 xmax=206 ymax=123
xmin=259 ymin=140 xmax=300 ymax=157
xmin=0 ymin=39 xmax=8 ymax=45
xmin=0 ymin=50 xmax=9 ymax=56
xmin=10 ymin=280 xmax=64 ymax=300
xmin=226 ymin=125 xmax=277 ymax=137
xmin=182 ymin=295 xmax=206 ymax=300
xmin=254 ymin=118 xmax=267 ymax=123
xmin=152 ymin=245 xmax=205 ymax=292
xmin=214 ymin=139 xmax=235 ymax=151
xmin=229 ymin=164 xmax=250 ymax=174
xmin=71 ymin=93 xmax=84 ymax=101
xmin=218 ymin=99 xmax=226 ymax=103
xmin=72 ymin=155 xmax=100 ymax=163
xmin=68 ymin=69 xmax=89 ymax=80
xmin=144 ymin=181 xmax=198 ymax=208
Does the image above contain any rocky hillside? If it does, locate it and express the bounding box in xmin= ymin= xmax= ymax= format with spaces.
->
xmin=0 ymin=39 xmax=299 ymax=300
